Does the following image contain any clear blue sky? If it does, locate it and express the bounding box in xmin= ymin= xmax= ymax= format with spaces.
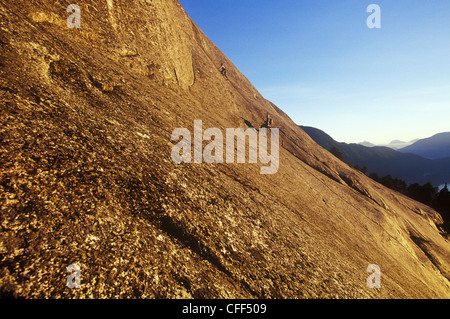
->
xmin=179 ymin=0 xmax=450 ymax=145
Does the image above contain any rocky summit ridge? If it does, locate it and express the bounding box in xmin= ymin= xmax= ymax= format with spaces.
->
xmin=1 ymin=0 xmax=449 ymax=298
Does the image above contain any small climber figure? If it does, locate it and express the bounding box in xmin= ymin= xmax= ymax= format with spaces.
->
xmin=260 ymin=113 xmax=273 ymax=132
xmin=219 ymin=63 xmax=228 ymax=80
xmin=266 ymin=113 xmax=273 ymax=129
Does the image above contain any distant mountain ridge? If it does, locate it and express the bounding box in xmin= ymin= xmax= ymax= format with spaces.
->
xmin=399 ymin=132 xmax=450 ymax=159
xmin=386 ymin=139 xmax=419 ymax=150
xmin=359 ymin=139 xmax=418 ymax=150
xmin=301 ymin=126 xmax=450 ymax=186
xmin=359 ymin=141 xmax=376 ymax=147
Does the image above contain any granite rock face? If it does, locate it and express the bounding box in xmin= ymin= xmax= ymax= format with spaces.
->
xmin=1 ymin=0 xmax=449 ymax=298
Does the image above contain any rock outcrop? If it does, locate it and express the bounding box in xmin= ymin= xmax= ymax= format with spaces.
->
xmin=1 ymin=0 xmax=449 ymax=298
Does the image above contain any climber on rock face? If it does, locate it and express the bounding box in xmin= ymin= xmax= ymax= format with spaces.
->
xmin=266 ymin=114 xmax=273 ymax=129
xmin=219 ymin=63 xmax=228 ymax=80
xmin=259 ymin=113 xmax=273 ymax=132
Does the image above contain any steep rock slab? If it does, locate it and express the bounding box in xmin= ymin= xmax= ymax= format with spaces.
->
xmin=0 ymin=0 xmax=449 ymax=298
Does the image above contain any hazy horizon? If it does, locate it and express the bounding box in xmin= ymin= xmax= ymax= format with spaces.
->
xmin=179 ymin=0 xmax=450 ymax=145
